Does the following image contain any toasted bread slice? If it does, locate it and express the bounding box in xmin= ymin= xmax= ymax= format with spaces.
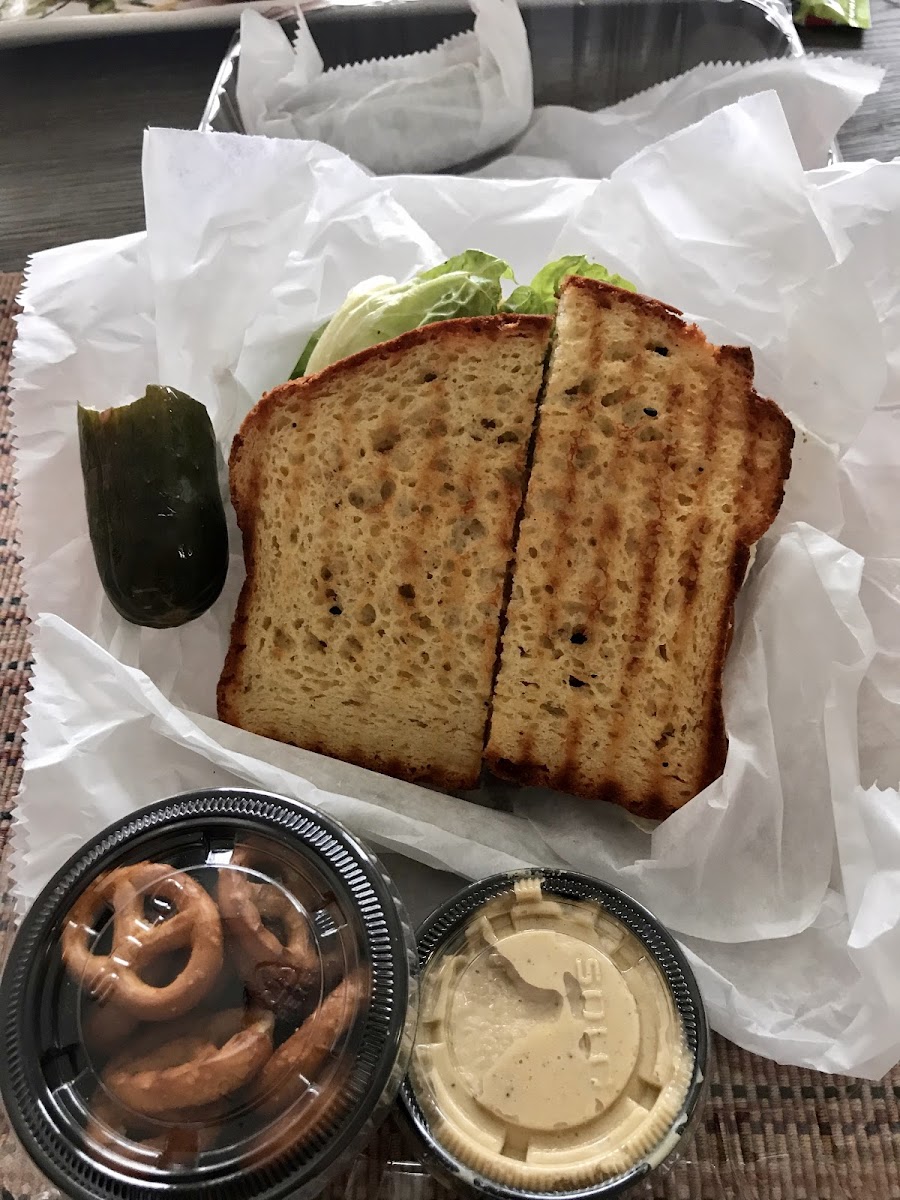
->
xmin=218 ymin=314 xmax=552 ymax=791
xmin=485 ymin=278 xmax=794 ymax=817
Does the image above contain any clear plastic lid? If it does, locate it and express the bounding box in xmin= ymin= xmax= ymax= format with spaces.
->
xmin=401 ymin=870 xmax=708 ymax=1198
xmin=0 ymin=790 xmax=417 ymax=1200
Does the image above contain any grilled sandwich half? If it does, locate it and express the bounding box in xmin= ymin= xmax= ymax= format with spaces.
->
xmin=218 ymin=314 xmax=552 ymax=791
xmin=485 ymin=277 xmax=794 ymax=817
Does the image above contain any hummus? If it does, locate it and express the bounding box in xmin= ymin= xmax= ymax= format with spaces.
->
xmin=410 ymin=877 xmax=693 ymax=1191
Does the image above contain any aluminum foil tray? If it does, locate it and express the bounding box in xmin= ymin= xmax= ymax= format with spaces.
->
xmin=200 ymin=0 xmax=804 ymax=140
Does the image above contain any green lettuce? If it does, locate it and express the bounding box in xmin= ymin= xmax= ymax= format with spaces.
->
xmin=296 ymin=251 xmax=514 ymax=376
xmin=502 ymin=255 xmax=636 ymax=315
xmin=293 ymin=250 xmax=635 ymax=376
xmin=417 ymin=249 xmax=515 ymax=288
xmin=794 ymin=0 xmax=870 ymax=27
xmin=291 ymin=320 xmax=329 ymax=379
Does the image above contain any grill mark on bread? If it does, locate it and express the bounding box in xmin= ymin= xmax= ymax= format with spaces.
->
xmin=590 ymin=325 xmax=660 ymax=779
xmin=646 ymin=362 xmax=720 ymax=800
xmin=607 ymin=456 xmax=666 ymax=790
xmin=548 ymin=404 xmax=589 ymax=770
xmin=583 ymin=394 xmax=642 ymax=783
xmin=690 ymin=352 xmax=775 ymax=794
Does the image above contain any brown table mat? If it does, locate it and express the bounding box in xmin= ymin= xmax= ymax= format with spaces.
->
xmin=0 ymin=268 xmax=898 ymax=1200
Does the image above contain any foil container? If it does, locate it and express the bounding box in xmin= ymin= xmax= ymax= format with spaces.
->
xmin=200 ymin=0 xmax=804 ymax=145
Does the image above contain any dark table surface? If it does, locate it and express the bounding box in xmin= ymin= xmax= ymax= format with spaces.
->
xmin=0 ymin=4 xmax=898 ymax=271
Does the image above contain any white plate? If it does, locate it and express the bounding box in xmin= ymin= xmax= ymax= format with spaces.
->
xmin=0 ymin=0 xmax=404 ymax=47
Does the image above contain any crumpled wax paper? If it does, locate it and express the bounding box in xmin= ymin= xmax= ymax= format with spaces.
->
xmin=235 ymin=0 xmax=882 ymax=179
xmin=234 ymin=0 xmax=532 ymax=174
xmin=472 ymin=55 xmax=883 ymax=178
xmin=10 ymin=88 xmax=900 ymax=1077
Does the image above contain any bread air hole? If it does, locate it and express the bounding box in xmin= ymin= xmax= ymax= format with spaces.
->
xmin=273 ymin=627 xmax=294 ymax=653
xmin=372 ymin=428 xmax=400 ymax=453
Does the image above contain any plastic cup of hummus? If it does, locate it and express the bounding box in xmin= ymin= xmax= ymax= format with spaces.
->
xmin=398 ymin=869 xmax=708 ymax=1198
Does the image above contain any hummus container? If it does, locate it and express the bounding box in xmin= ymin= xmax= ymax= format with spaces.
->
xmin=398 ymin=869 xmax=708 ymax=1198
xmin=0 ymin=788 xmax=417 ymax=1200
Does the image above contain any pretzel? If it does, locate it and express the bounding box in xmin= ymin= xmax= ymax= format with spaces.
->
xmin=248 ymin=1063 xmax=353 ymax=1168
xmin=81 ymin=954 xmax=189 ymax=1058
xmin=86 ymin=1091 xmax=225 ymax=1169
xmin=219 ymin=847 xmax=327 ymax=1019
xmin=82 ymin=1001 xmax=141 ymax=1060
xmin=218 ymin=847 xmax=319 ymax=980
xmin=104 ymin=1007 xmax=275 ymax=1116
xmin=62 ymin=863 xmax=224 ymax=1021
xmin=255 ymin=970 xmax=368 ymax=1116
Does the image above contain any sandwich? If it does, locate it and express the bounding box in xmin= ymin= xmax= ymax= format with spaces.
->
xmin=218 ymin=252 xmax=622 ymax=790
xmin=218 ymin=254 xmax=793 ymax=818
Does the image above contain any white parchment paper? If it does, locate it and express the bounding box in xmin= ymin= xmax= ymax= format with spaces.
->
xmin=474 ymin=55 xmax=884 ymax=177
xmin=235 ymin=0 xmax=533 ymax=173
xmin=10 ymin=87 xmax=900 ymax=1077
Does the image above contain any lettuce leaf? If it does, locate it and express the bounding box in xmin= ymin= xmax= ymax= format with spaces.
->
xmin=295 ymin=251 xmax=635 ymax=376
xmin=418 ymin=249 xmax=515 ymax=287
xmin=300 ymin=252 xmax=514 ymax=375
xmin=502 ymin=255 xmax=636 ymax=315
xmin=291 ymin=321 xmax=329 ymax=379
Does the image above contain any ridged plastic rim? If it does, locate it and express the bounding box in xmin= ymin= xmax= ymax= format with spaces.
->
xmin=0 ymin=788 xmax=418 ymax=1200
xmin=398 ymin=868 xmax=709 ymax=1200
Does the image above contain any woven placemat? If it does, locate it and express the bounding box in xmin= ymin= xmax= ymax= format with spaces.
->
xmin=0 ymin=269 xmax=898 ymax=1200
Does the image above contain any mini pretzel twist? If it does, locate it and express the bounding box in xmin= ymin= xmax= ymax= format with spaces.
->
xmin=255 ymin=971 xmax=367 ymax=1116
xmin=62 ymin=862 xmax=224 ymax=1021
xmin=104 ymin=1007 xmax=275 ymax=1116
xmin=218 ymin=847 xmax=323 ymax=1014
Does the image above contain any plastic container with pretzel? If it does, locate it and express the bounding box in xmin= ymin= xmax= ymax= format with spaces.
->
xmin=0 ymin=789 xmax=418 ymax=1200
